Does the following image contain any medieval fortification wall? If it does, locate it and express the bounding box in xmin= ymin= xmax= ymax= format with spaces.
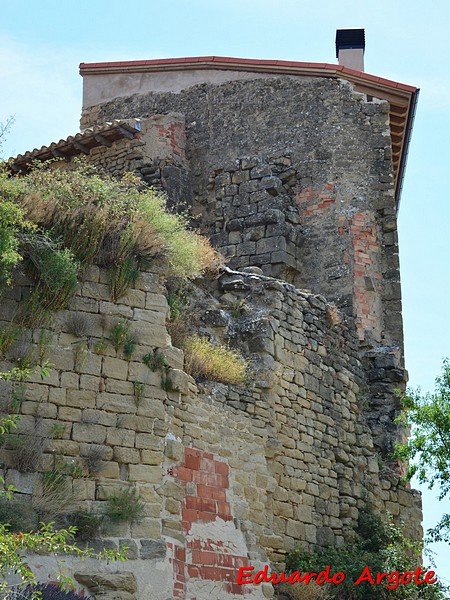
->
xmin=0 ymin=71 xmax=421 ymax=600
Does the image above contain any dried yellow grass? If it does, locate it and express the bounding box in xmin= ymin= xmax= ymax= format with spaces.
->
xmin=183 ymin=336 xmax=248 ymax=385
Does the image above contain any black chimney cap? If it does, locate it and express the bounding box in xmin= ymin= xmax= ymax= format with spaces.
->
xmin=335 ymin=28 xmax=365 ymax=58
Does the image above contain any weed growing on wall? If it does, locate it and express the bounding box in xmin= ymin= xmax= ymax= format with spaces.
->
xmin=104 ymin=487 xmax=145 ymax=523
xmin=183 ymin=335 xmax=249 ymax=385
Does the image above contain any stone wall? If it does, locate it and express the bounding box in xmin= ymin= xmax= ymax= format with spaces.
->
xmin=81 ymin=75 xmax=403 ymax=353
xmin=0 ymin=262 xmax=421 ymax=599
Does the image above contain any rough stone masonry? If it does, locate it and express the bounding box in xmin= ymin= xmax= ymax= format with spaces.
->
xmin=1 ymin=60 xmax=421 ymax=600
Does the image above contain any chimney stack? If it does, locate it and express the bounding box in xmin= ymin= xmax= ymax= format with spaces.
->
xmin=336 ymin=28 xmax=365 ymax=71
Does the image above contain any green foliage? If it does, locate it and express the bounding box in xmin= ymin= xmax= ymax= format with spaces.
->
xmin=286 ymin=506 xmax=447 ymax=599
xmin=8 ymin=582 xmax=92 ymax=600
xmin=0 ymin=495 xmax=36 ymax=533
xmin=104 ymin=487 xmax=145 ymax=523
xmin=132 ymin=381 xmax=144 ymax=406
xmin=50 ymin=423 xmax=66 ymax=440
xmin=37 ymin=328 xmax=51 ymax=363
xmin=143 ymin=349 xmax=168 ymax=372
xmin=122 ymin=333 xmax=137 ymax=361
xmin=109 ymin=255 xmax=140 ymax=302
xmin=93 ymin=336 xmax=108 ymax=355
xmin=0 ymin=325 xmax=21 ymax=357
xmin=0 ymin=521 xmax=125 ymax=596
xmin=395 ymin=359 xmax=450 ymax=543
xmin=0 ymin=196 xmax=30 ymax=289
xmin=137 ymin=191 xmax=220 ymax=279
xmin=23 ymin=236 xmax=80 ymax=314
xmin=1 ymin=162 xmax=220 ymax=325
xmin=110 ymin=319 xmax=130 ymax=353
xmin=142 ymin=349 xmax=178 ymax=392
xmin=14 ymin=161 xmax=219 ymax=280
xmin=5 ymin=432 xmax=47 ymax=473
xmin=67 ymin=509 xmax=104 ymax=541
xmin=66 ymin=313 xmax=91 ymax=338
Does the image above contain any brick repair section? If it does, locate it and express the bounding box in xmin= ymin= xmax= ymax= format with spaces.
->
xmin=350 ymin=211 xmax=382 ymax=343
xmin=170 ymin=448 xmax=250 ymax=598
xmin=295 ymin=183 xmax=336 ymax=220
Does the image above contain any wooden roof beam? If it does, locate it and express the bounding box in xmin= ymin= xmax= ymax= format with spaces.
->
xmin=73 ymin=141 xmax=90 ymax=154
xmin=117 ymin=126 xmax=135 ymax=140
xmin=94 ymin=134 xmax=113 ymax=147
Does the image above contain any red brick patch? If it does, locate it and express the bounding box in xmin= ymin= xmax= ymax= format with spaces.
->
xmin=169 ymin=447 xmax=250 ymax=597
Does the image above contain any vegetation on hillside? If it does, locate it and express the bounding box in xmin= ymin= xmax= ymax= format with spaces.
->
xmin=0 ymin=160 xmax=220 ymax=310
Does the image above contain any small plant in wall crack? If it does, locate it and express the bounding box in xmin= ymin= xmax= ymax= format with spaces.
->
xmin=0 ymin=325 xmax=22 ymax=357
xmin=93 ymin=336 xmax=108 ymax=354
xmin=66 ymin=311 xmax=93 ymax=338
xmin=143 ymin=349 xmax=167 ymax=372
xmin=110 ymin=319 xmax=137 ymax=359
xmin=104 ymin=487 xmax=145 ymax=523
xmin=50 ymin=422 xmax=66 ymax=440
xmin=37 ymin=327 xmax=52 ymax=363
xmin=73 ymin=340 xmax=88 ymax=372
xmin=68 ymin=509 xmax=104 ymax=541
xmin=143 ymin=349 xmax=180 ymax=393
xmin=133 ymin=381 xmax=145 ymax=406
xmin=110 ymin=319 xmax=130 ymax=352
xmin=123 ymin=333 xmax=137 ymax=361
xmin=85 ymin=444 xmax=104 ymax=475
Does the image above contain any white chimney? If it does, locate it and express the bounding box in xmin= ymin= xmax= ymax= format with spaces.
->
xmin=336 ymin=28 xmax=365 ymax=72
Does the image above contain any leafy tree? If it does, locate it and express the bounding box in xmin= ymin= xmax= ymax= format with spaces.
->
xmin=396 ymin=359 xmax=450 ymax=543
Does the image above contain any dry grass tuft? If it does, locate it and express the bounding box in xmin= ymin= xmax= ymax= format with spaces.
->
xmin=183 ymin=336 xmax=248 ymax=385
xmin=325 ymin=303 xmax=341 ymax=327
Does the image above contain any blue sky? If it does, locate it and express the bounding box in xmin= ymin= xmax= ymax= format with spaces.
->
xmin=1 ymin=0 xmax=449 ymax=583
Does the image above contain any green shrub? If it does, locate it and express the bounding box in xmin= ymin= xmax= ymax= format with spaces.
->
xmin=0 ymin=495 xmax=36 ymax=533
xmin=0 ymin=192 xmax=31 ymax=290
xmin=104 ymin=487 xmax=144 ymax=523
xmin=68 ymin=509 xmax=103 ymax=541
xmin=17 ymin=162 xmax=220 ymax=280
xmin=110 ymin=319 xmax=130 ymax=353
xmin=285 ymin=506 xmax=447 ymax=599
xmin=24 ymin=238 xmax=80 ymax=312
xmin=183 ymin=336 xmax=249 ymax=385
xmin=0 ymin=325 xmax=22 ymax=357
xmin=123 ymin=333 xmax=137 ymax=361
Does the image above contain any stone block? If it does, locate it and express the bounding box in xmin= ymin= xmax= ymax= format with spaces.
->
xmin=72 ymin=423 xmax=107 ymax=444
xmin=114 ymin=447 xmax=140 ymax=464
xmin=139 ymin=538 xmax=167 ymax=560
xmin=164 ymin=439 xmax=183 ymax=461
xmin=131 ymin=518 xmax=161 ymax=539
xmin=67 ymin=389 xmax=96 ymax=409
xmin=99 ymin=301 xmax=133 ymax=318
xmin=119 ymin=288 xmax=146 ymax=308
xmin=97 ymin=393 xmax=135 ymax=414
xmin=81 ymin=282 xmax=110 ymax=301
xmin=102 ymin=356 xmax=129 ymax=380
xmin=58 ymin=406 xmax=82 ymax=422
xmin=133 ymin=307 xmax=166 ymax=326
xmin=135 ymin=272 xmax=160 ymax=292
xmin=130 ymin=465 xmax=162 ymax=483
xmin=140 ymin=450 xmax=164 ymax=465
xmin=106 ymin=428 xmax=135 ymax=447
xmin=60 ymin=372 xmax=79 ymax=390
